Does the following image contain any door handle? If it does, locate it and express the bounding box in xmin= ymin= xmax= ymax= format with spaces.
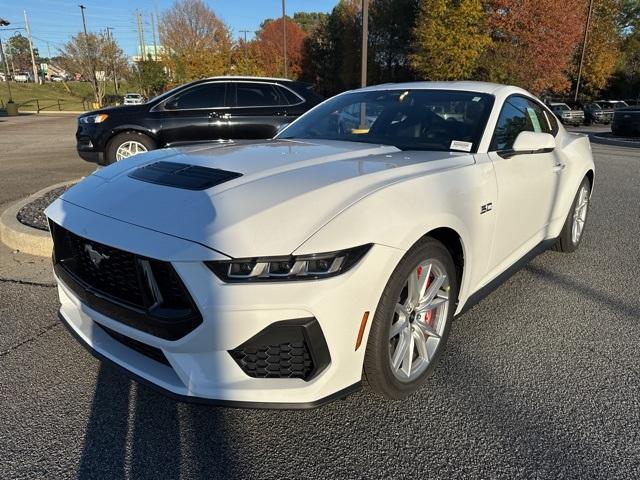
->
xmin=553 ymin=163 xmax=566 ymax=173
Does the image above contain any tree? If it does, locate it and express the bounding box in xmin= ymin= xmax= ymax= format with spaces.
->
xmin=481 ymin=0 xmax=586 ymax=94
xmin=58 ymin=32 xmax=127 ymax=105
xmin=254 ymin=17 xmax=307 ymax=77
xmin=411 ymin=0 xmax=490 ymax=81
xmin=292 ymin=12 xmax=328 ymax=33
xmin=159 ymin=0 xmax=232 ymax=82
xmin=299 ymin=0 xmax=361 ymax=96
xmin=6 ymin=34 xmax=37 ymax=72
xmin=369 ymin=0 xmax=421 ymax=84
xmin=132 ymin=58 xmax=168 ymax=98
xmin=230 ymin=39 xmax=267 ymax=77
xmin=579 ymin=0 xmax=622 ymax=96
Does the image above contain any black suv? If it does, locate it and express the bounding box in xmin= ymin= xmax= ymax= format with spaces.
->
xmin=76 ymin=77 xmax=323 ymax=164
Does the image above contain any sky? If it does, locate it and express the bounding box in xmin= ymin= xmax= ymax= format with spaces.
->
xmin=0 ymin=0 xmax=338 ymax=58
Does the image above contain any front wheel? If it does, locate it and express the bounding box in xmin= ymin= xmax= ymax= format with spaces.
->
xmin=106 ymin=132 xmax=156 ymax=164
xmin=364 ymin=237 xmax=458 ymax=399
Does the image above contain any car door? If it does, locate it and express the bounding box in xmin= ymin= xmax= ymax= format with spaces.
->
xmin=227 ymin=82 xmax=291 ymax=139
xmin=487 ymin=96 xmax=560 ymax=269
xmin=156 ymin=82 xmax=232 ymax=145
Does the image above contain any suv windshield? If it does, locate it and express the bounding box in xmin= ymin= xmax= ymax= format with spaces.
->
xmin=278 ymin=89 xmax=494 ymax=152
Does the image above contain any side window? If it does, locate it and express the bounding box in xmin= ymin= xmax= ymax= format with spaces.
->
xmin=525 ymin=99 xmax=554 ymax=135
xmin=491 ymin=98 xmax=533 ymax=151
xmin=167 ymin=83 xmax=226 ymax=110
xmin=276 ymin=85 xmax=303 ymax=105
xmin=236 ymin=83 xmax=281 ymax=107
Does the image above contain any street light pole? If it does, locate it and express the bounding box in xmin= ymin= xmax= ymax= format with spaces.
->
xmin=281 ymin=0 xmax=287 ymax=78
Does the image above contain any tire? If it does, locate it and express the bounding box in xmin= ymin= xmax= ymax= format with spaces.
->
xmin=364 ymin=237 xmax=459 ymax=399
xmin=553 ymin=177 xmax=591 ymax=253
xmin=105 ymin=131 xmax=156 ymax=164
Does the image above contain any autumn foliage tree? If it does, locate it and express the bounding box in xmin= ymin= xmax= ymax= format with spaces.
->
xmin=481 ymin=0 xmax=586 ymax=94
xmin=411 ymin=0 xmax=490 ymax=81
xmin=579 ymin=0 xmax=622 ymax=95
xmin=253 ymin=17 xmax=307 ymax=78
xmin=159 ymin=0 xmax=232 ymax=82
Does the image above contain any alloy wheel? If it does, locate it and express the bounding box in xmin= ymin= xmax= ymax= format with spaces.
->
xmin=571 ymin=184 xmax=589 ymax=244
xmin=115 ymin=140 xmax=147 ymax=161
xmin=389 ymin=259 xmax=450 ymax=382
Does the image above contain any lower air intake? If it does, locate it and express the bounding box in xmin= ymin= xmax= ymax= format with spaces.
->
xmin=229 ymin=318 xmax=330 ymax=381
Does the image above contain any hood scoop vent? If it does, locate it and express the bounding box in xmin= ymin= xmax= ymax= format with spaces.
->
xmin=128 ymin=161 xmax=242 ymax=190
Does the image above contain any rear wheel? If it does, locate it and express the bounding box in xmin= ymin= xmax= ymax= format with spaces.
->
xmin=364 ymin=238 xmax=458 ymax=399
xmin=554 ymin=177 xmax=591 ymax=253
xmin=106 ymin=132 xmax=156 ymax=164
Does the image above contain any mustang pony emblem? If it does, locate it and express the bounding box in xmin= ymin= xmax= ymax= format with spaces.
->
xmin=84 ymin=244 xmax=110 ymax=266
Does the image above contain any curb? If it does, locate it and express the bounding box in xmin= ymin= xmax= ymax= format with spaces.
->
xmin=0 ymin=179 xmax=80 ymax=257
xmin=591 ymin=135 xmax=640 ymax=149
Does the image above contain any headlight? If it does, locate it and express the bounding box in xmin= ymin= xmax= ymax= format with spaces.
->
xmin=206 ymin=244 xmax=372 ymax=282
xmin=79 ymin=113 xmax=109 ymax=124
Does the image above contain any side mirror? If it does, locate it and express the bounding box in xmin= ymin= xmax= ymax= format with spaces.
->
xmin=500 ymin=131 xmax=556 ymax=158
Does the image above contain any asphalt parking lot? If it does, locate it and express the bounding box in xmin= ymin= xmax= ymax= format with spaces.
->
xmin=1 ymin=114 xmax=639 ymax=479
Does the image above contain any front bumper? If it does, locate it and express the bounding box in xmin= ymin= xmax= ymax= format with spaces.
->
xmin=76 ymin=123 xmax=108 ymax=165
xmin=51 ymin=209 xmax=404 ymax=407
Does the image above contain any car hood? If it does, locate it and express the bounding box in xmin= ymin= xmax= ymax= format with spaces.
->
xmin=82 ymin=104 xmax=147 ymax=117
xmin=58 ymin=139 xmax=474 ymax=257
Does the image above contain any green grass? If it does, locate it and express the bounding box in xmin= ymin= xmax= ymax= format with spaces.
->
xmin=0 ymin=81 xmax=132 ymax=112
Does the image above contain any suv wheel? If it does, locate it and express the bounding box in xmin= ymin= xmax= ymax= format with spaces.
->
xmin=106 ymin=132 xmax=156 ymax=164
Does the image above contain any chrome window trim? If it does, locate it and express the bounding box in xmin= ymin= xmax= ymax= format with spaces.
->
xmin=151 ymin=80 xmax=305 ymax=113
xmin=231 ymin=80 xmax=305 ymax=109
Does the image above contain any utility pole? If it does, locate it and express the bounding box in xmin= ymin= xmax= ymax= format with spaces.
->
xmin=575 ymin=0 xmax=594 ymax=103
xmin=0 ymin=18 xmax=12 ymax=102
xmin=359 ymin=0 xmax=369 ymax=128
xmin=240 ymin=29 xmax=251 ymax=61
xmin=106 ymin=27 xmax=118 ymax=94
xmin=23 ymin=10 xmax=40 ymax=84
xmin=150 ymin=13 xmax=158 ymax=61
xmin=281 ymin=0 xmax=287 ymax=77
xmin=139 ymin=11 xmax=146 ymax=60
xmin=79 ymin=5 xmax=98 ymax=102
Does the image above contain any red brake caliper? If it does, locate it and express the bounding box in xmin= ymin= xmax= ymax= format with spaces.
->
xmin=417 ymin=266 xmax=435 ymax=326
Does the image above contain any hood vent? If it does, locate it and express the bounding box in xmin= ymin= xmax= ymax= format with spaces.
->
xmin=128 ymin=161 xmax=242 ymax=190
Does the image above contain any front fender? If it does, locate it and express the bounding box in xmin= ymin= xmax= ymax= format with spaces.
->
xmin=294 ymin=160 xmax=498 ymax=312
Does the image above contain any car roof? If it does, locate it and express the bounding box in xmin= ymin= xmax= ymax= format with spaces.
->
xmin=355 ymin=81 xmax=525 ymax=96
xmin=203 ymin=76 xmax=294 ymax=83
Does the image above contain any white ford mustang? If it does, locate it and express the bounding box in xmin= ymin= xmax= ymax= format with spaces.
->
xmin=46 ymin=82 xmax=594 ymax=408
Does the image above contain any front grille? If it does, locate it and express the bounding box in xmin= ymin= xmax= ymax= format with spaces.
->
xmin=228 ymin=318 xmax=331 ymax=381
xmin=51 ymin=221 xmax=202 ymax=340
xmin=230 ymin=342 xmax=314 ymax=379
xmin=58 ymin=226 xmax=145 ymax=307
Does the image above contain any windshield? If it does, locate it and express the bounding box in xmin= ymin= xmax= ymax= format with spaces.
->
xmin=277 ymin=89 xmax=494 ymax=152
xmin=555 ymin=104 xmax=570 ymax=111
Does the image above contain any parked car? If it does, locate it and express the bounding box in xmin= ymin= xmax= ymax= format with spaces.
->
xmin=13 ymin=72 xmax=31 ymax=82
xmin=50 ymin=74 xmax=65 ymax=82
xmin=48 ymin=81 xmax=594 ymax=407
xmin=548 ymin=102 xmax=584 ymax=126
xmin=76 ymin=76 xmax=323 ymax=164
xmin=612 ymin=106 xmax=640 ymax=137
xmin=583 ymin=100 xmax=629 ymax=125
xmin=123 ymin=92 xmax=144 ymax=105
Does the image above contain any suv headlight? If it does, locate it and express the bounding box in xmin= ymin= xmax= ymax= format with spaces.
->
xmin=79 ymin=113 xmax=109 ymax=124
xmin=206 ymin=244 xmax=372 ymax=282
